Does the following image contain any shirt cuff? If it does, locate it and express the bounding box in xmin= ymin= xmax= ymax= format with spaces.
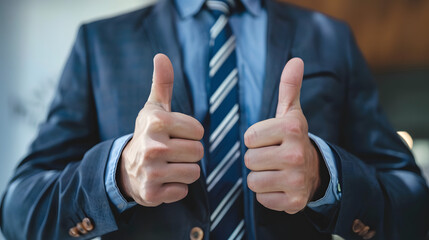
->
xmin=105 ymin=133 xmax=137 ymax=213
xmin=306 ymin=133 xmax=342 ymax=212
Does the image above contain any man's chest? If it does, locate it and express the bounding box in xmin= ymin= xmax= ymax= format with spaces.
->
xmin=90 ymin=51 xmax=345 ymax=146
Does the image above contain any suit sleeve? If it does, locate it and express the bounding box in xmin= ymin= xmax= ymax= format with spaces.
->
xmin=305 ymin=27 xmax=429 ymax=240
xmin=0 ymin=25 xmax=119 ymax=240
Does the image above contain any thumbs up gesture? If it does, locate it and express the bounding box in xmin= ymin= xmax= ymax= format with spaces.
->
xmin=118 ymin=54 xmax=204 ymax=207
xmin=244 ymin=58 xmax=321 ymax=214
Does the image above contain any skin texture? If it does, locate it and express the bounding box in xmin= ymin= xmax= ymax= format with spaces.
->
xmin=118 ymin=54 xmax=204 ymax=207
xmin=119 ymin=54 xmax=321 ymax=213
xmin=244 ymin=58 xmax=321 ymax=214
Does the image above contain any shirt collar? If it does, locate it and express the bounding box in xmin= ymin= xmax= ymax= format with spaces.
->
xmin=174 ymin=0 xmax=262 ymax=18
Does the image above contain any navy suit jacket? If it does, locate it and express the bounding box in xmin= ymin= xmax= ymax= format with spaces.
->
xmin=1 ymin=0 xmax=428 ymax=239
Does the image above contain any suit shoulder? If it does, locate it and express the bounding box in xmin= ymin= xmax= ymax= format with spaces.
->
xmin=87 ymin=6 xmax=154 ymax=30
xmin=78 ymin=4 xmax=156 ymax=40
xmin=274 ymin=2 xmax=352 ymax=38
xmin=272 ymin=2 xmax=357 ymax=77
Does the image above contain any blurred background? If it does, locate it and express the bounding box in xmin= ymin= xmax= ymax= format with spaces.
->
xmin=0 ymin=0 xmax=428 ymax=239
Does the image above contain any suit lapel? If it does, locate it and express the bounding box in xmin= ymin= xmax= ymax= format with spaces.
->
xmin=143 ymin=0 xmax=294 ymax=121
xmin=245 ymin=3 xmax=297 ymax=239
xmin=142 ymin=0 xmax=193 ymax=116
xmin=259 ymin=0 xmax=296 ymax=121
xmin=142 ymin=1 xmax=210 ymax=216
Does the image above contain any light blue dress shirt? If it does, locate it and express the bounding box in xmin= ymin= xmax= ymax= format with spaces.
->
xmin=105 ymin=0 xmax=341 ymax=214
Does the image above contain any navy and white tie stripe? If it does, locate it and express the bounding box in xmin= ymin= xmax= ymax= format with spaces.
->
xmin=206 ymin=0 xmax=245 ymax=239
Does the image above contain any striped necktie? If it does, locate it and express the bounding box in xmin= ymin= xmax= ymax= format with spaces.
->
xmin=205 ymin=1 xmax=245 ymax=239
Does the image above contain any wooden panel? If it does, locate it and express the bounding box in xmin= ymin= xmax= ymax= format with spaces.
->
xmin=281 ymin=0 xmax=429 ymax=70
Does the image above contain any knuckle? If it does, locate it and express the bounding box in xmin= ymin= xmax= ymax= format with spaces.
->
xmin=247 ymin=173 xmax=257 ymax=191
xmin=287 ymin=149 xmax=305 ymax=166
xmin=152 ymin=109 xmax=167 ymax=119
xmin=181 ymin=164 xmax=200 ymax=184
xmin=244 ymin=151 xmax=252 ymax=169
xmin=283 ymin=119 xmax=303 ymax=136
xmin=256 ymin=194 xmax=274 ymax=210
xmin=145 ymin=167 xmax=163 ymax=181
xmin=137 ymin=107 xmax=147 ymax=120
xmin=195 ymin=123 xmax=205 ymax=140
xmin=288 ymin=195 xmax=307 ymax=212
xmin=244 ymin=128 xmax=257 ymax=148
xmin=141 ymin=187 xmax=159 ymax=204
xmin=195 ymin=142 xmax=204 ymax=160
xmin=189 ymin=164 xmax=201 ymax=182
xmin=255 ymin=193 xmax=265 ymax=204
xmin=148 ymin=111 xmax=168 ymax=132
xmin=278 ymin=149 xmax=289 ymax=164
xmin=285 ymin=208 xmax=300 ymax=215
xmin=145 ymin=143 xmax=168 ymax=160
xmin=163 ymin=184 xmax=189 ymax=204
xmin=136 ymin=109 xmax=148 ymax=128
xmin=289 ymin=174 xmax=305 ymax=187
xmin=136 ymin=198 xmax=159 ymax=207
xmin=179 ymin=185 xmax=189 ymax=199
xmin=297 ymin=114 xmax=309 ymax=132
xmin=169 ymin=185 xmax=189 ymax=202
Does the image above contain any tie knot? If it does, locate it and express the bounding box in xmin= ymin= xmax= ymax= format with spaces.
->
xmin=206 ymin=0 xmax=237 ymax=16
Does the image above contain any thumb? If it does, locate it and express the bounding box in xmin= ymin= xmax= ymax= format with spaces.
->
xmin=276 ymin=58 xmax=304 ymax=118
xmin=147 ymin=53 xmax=174 ymax=111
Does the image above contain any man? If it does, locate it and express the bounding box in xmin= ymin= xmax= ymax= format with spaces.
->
xmin=1 ymin=0 xmax=428 ymax=239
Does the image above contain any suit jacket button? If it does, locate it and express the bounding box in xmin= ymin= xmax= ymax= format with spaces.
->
xmin=82 ymin=217 xmax=94 ymax=231
xmin=358 ymin=226 xmax=370 ymax=236
xmin=363 ymin=230 xmax=376 ymax=239
xmin=190 ymin=227 xmax=204 ymax=240
xmin=352 ymin=219 xmax=365 ymax=233
xmin=76 ymin=222 xmax=87 ymax=234
xmin=69 ymin=227 xmax=80 ymax=237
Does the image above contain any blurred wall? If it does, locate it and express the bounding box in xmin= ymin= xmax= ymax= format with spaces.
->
xmin=0 ymin=1 xmax=156 ymax=239
xmin=282 ymin=0 xmax=429 ymax=70
xmin=281 ymin=0 xmax=429 ymax=182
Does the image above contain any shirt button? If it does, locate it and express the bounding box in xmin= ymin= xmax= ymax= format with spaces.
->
xmin=190 ymin=227 xmax=204 ymax=240
xmin=118 ymin=203 xmax=125 ymax=209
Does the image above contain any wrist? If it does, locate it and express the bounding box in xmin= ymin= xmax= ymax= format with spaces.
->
xmin=310 ymin=140 xmax=329 ymax=202
xmin=117 ymin=141 xmax=134 ymax=201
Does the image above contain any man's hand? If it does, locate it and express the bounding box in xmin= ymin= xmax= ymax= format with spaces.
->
xmin=244 ymin=58 xmax=321 ymax=214
xmin=118 ymin=54 xmax=204 ymax=207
